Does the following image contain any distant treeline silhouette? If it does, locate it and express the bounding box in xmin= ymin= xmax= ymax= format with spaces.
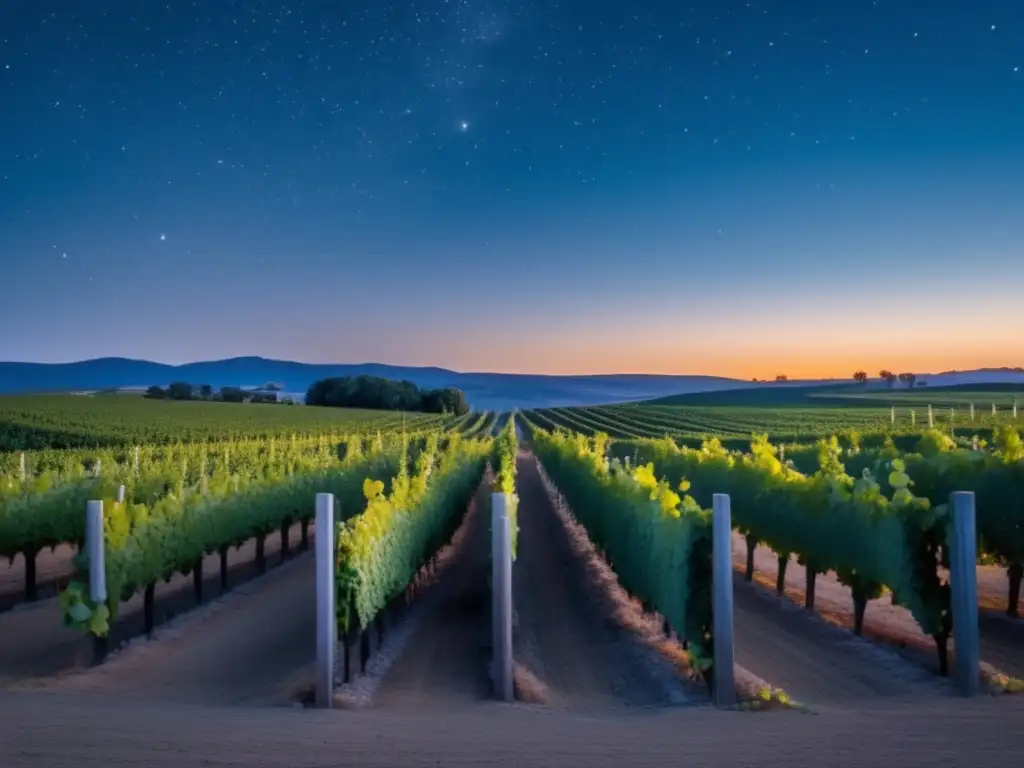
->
xmin=305 ymin=375 xmax=469 ymax=415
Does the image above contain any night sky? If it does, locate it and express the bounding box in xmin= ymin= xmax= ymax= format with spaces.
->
xmin=1 ymin=1 xmax=1022 ymax=377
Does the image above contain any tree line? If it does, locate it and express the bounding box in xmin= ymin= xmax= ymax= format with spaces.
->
xmin=853 ymin=371 xmax=925 ymax=388
xmin=144 ymin=382 xmax=290 ymax=404
xmin=305 ymin=375 xmax=470 ymax=415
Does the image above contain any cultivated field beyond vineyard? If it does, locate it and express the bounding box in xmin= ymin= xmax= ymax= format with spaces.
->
xmin=1 ymin=390 xmax=1022 ymax=767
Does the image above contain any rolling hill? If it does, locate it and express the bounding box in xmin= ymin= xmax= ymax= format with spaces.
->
xmin=0 ymin=357 xmax=749 ymax=411
xmin=1 ymin=358 xmax=1020 ymax=411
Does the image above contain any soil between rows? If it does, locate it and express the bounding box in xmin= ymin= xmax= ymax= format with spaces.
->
xmin=734 ymin=535 xmax=1024 ymax=680
xmin=0 ymin=524 xmax=306 ymax=687
xmin=2 ymin=689 xmax=1022 ymax=768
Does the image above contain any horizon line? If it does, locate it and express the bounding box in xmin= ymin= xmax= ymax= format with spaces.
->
xmin=1 ymin=355 xmax=1023 ymax=381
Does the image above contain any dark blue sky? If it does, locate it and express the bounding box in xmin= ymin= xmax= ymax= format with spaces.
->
xmin=1 ymin=1 xmax=1022 ymax=376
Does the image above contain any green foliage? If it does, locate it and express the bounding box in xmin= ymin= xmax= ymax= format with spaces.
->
xmin=0 ymin=394 xmax=458 ymax=450
xmin=58 ymin=437 xmax=404 ymax=636
xmin=0 ymin=434 xmax=365 ymax=560
xmin=491 ymin=414 xmax=519 ymax=557
xmin=305 ymin=375 xmax=470 ymax=416
xmin=632 ymin=433 xmax=952 ymax=641
xmin=532 ymin=428 xmax=714 ymax=672
xmin=334 ymin=435 xmax=489 ymax=634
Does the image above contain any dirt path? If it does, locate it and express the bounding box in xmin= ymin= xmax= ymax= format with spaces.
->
xmin=735 ymin=535 xmax=1024 ymax=679
xmin=46 ymin=548 xmax=315 ymax=706
xmin=731 ymin=574 xmax=945 ymax=705
xmin=1 ymin=690 xmax=1022 ymax=768
xmin=372 ymin=485 xmax=492 ymax=710
xmin=0 ymin=525 xmax=302 ymax=686
xmin=513 ymin=453 xmax=692 ymax=711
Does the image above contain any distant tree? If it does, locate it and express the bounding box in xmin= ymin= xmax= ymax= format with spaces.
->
xmin=220 ymin=387 xmax=247 ymax=403
xmin=263 ymin=382 xmax=283 ymax=392
xmin=144 ymin=385 xmax=166 ymax=400
xmin=775 ymin=374 xmax=788 ymax=382
xmin=853 ymin=371 xmax=868 ymax=384
xmin=249 ymin=391 xmax=279 ymax=404
xmin=167 ymin=381 xmax=194 ymax=400
xmin=879 ymin=370 xmax=896 ymax=388
xmin=905 ymin=373 xmax=917 ymax=388
xmin=426 ymin=387 xmax=470 ymax=416
xmin=306 ymin=375 xmax=469 ymax=415
xmin=199 ymin=384 xmax=213 ymax=399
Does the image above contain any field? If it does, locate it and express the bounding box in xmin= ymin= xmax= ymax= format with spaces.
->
xmin=0 ymin=394 xmax=1022 ymax=767
xmin=523 ymin=384 xmax=1024 ymax=446
xmin=0 ymin=394 xmax=480 ymax=450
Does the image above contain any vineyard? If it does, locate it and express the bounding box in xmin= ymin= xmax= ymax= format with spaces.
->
xmin=523 ymin=395 xmax=1023 ymax=447
xmin=0 ymin=394 xmax=479 ymax=450
xmin=0 ymin=396 xmax=1022 ymax=766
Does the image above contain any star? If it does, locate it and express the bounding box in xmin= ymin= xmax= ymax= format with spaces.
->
xmin=159 ymin=233 xmax=167 ymax=242
xmin=459 ymin=120 xmax=469 ymax=132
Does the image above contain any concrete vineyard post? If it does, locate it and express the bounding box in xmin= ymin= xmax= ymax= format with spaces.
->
xmin=927 ymin=404 xmax=933 ymax=428
xmin=949 ymin=492 xmax=980 ymax=697
xmin=19 ymin=452 xmax=26 ymax=482
xmin=911 ymin=410 xmax=916 ymax=427
xmin=890 ymin=406 xmax=895 ymax=426
xmin=133 ymin=446 xmax=139 ymax=475
xmin=116 ymin=485 xmax=125 ymax=504
xmin=94 ymin=459 xmax=101 ymax=477
xmin=992 ymin=403 xmax=997 ymax=416
xmin=711 ymin=494 xmax=736 ymax=708
xmin=970 ymin=403 xmax=975 ymax=422
xmin=315 ymin=493 xmax=336 ymax=709
xmin=491 ymin=492 xmax=513 ymax=703
xmin=1014 ymin=399 xmax=1018 ymax=418
xmin=86 ymin=501 xmax=107 ymax=604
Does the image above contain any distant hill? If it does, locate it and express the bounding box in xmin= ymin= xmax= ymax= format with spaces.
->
xmin=0 ymin=357 xmax=749 ymax=411
xmin=643 ymin=375 xmax=1024 ymax=408
xmin=1 ymin=358 xmax=1020 ymax=411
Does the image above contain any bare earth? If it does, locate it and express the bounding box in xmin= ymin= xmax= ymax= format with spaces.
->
xmin=371 ymin=483 xmax=493 ymax=709
xmin=0 ymin=543 xmax=78 ymax=611
xmin=0 ymin=524 xmax=303 ymax=685
xmin=46 ymin=551 xmax=315 ymax=705
xmin=515 ymin=452 xmax=697 ymax=710
xmin=734 ymin=534 xmax=1024 ymax=679
xmin=2 ymin=691 xmax=1021 ymax=768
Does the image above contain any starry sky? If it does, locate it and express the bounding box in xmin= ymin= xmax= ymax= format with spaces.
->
xmin=1 ymin=1 xmax=1022 ymax=378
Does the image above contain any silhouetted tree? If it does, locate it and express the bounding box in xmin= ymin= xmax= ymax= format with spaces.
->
xmin=167 ymin=381 xmax=194 ymax=400
xmin=220 ymin=387 xmax=247 ymax=403
xmin=144 ymin=385 xmax=166 ymax=399
xmin=306 ymin=376 xmax=469 ymax=415
xmin=775 ymin=374 xmax=788 ymax=382
xmin=879 ymin=370 xmax=897 ymax=388
xmin=199 ymin=384 xmax=213 ymax=399
xmin=853 ymin=371 xmax=868 ymax=384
